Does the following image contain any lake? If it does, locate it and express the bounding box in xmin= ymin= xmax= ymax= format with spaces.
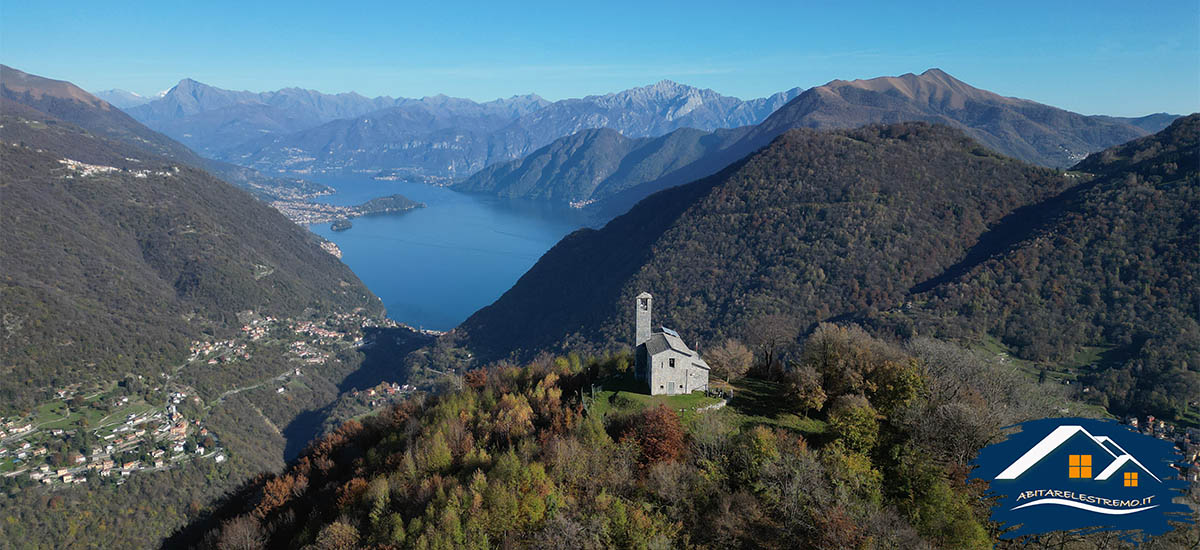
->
xmin=304 ymin=175 xmax=591 ymax=331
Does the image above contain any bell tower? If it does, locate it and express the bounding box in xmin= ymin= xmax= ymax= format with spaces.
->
xmin=635 ymin=292 xmax=652 ymax=347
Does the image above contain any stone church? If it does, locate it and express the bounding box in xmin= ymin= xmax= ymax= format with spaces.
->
xmin=633 ymin=292 xmax=710 ymax=395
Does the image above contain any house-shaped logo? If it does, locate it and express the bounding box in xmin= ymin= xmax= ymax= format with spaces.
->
xmin=993 ymin=425 xmax=1162 ymax=514
xmin=971 ymin=417 xmax=1192 ymax=542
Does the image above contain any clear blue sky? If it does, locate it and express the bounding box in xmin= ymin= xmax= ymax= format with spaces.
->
xmin=2 ymin=1 xmax=1197 ymax=116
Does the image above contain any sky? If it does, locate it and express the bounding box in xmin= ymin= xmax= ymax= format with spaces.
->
xmin=2 ymin=1 xmax=1197 ymax=117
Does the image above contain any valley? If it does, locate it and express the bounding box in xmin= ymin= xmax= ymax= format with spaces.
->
xmin=0 ymin=9 xmax=1196 ymax=543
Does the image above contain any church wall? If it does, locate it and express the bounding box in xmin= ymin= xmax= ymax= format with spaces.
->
xmin=648 ymin=350 xmax=709 ymax=395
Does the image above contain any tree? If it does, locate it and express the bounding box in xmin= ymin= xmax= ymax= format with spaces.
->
xmin=621 ymin=405 xmax=685 ymax=465
xmin=745 ymin=314 xmax=800 ymax=377
xmin=707 ymin=339 xmax=753 ymax=382
xmin=492 ymin=393 xmax=534 ymax=444
xmin=313 ymin=521 xmax=359 ymax=550
xmin=827 ymin=395 xmax=878 ymax=454
xmin=217 ymin=516 xmax=265 ymax=550
xmin=782 ymin=363 xmax=827 ymax=413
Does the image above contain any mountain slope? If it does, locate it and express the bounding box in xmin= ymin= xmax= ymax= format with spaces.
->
xmin=214 ymin=81 xmax=799 ymax=179
xmin=462 ymin=69 xmax=1168 ymax=213
xmin=746 ymin=68 xmax=1152 ymax=168
xmin=457 ymin=122 xmax=1073 ymax=359
xmin=225 ymin=98 xmax=525 ymax=180
xmin=1092 ymin=112 xmax=1180 ymax=134
xmin=458 ymin=116 xmax=1198 ymax=420
xmin=1 ymin=65 xmax=330 ymax=200
xmin=2 ymin=65 xmax=208 ymax=163
xmin=0 ymin=73 xmax=384 ymax=410
xmin=900 ymin=114 xmax=1200 ymax=418
xmin=454 ymin=126 xmax=751 ymax=203
xmin=126 ymin=79 xmax=392 ymax=155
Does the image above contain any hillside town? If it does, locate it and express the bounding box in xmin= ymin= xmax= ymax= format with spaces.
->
xmin=0 ymin=386 xmax=224 ymax=488
xmin=0 ymin=310 xmax=412 ymax=491
xmin=1122 ymin=414 xmax=1200 ymax=484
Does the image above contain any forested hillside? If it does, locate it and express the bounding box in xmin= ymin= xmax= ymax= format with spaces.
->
xmin=0 ymin=87 xmax=383 ymax=411
xmin=896 ymin=114 xmax=1200 ymax=420
xmin=0 ymin=69 xmax=428 ymax=549
xmin=0 ymin=65 xmax=329 ymax=200
xmin=454 ymin=126 xmax=750 ymax=204
xmin=459 ymin=122 xmax=1071 ymax=359
xmin=458 ymin=118 xmax=1198 ymax=422
xmin=176 ymin=323 xmax=1153 ymax=549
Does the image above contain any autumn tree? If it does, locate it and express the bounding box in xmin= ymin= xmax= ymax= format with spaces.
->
xmin=492 ymin=393 xmax=534 ymax=444
xmin=782 ymin=363 xmax=826 ymax=413
xmin=707 ymin=338 xmax=754 ymax=382
xmin=745 ymin=314 xmax=800 ymax=378
xmin=827 ymin=395 xmax=878 ymax=454
xmin=217 ymin=515 xmax=265 ymax=550
xmin=621 ymin=405 xmax=685 ymax=465
xmin=313 ymin=521 xmax=360 ymax=550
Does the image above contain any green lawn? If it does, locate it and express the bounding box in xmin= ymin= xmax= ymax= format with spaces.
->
xmin=719 ymin=377 xmax=827 ymax=438
xmin=586 ymin=373 xmax=722 ymax=421
xmin=586 ymin=374 xmax=827 ymax=436
xmin=91 ymin=400 xmax=158 ymax=432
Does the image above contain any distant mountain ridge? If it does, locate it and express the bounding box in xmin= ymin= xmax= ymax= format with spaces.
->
xmin=93 ymin=88 xmax=154 ymax=109
xmin=745 ymin=68 xmax=1164 ymax=167
xmin=454 ymin=125 xmax=751 ymax=204
xmin=458 ymin=69 xmax=1176 ymax=214
xmin=122 ymin=78 xmax=801 ymax=179
xmin=0 ymin=65 xmax=329 ymax=200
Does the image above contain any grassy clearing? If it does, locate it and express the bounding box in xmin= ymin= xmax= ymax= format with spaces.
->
xmin=91 ymin=400 xmax=158 ymax=432
xmin=586 ymin=374 xmax=827 ymax=436
xmin=719 ymin=377 xmax=827 ymax=438
xmin=586 ymin=373 xmax=722 ymax=422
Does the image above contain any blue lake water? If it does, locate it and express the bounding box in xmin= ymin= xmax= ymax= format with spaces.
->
xmin=303 ymin=175 xmax=591 ymax=331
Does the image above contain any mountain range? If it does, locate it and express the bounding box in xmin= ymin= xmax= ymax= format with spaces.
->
xmin=457 ymin=69 xmax=1178 ymax=213
xmin=119 ymin=78 xmax=801 ymax=180
xmin=1 ymin=65 xmax=330 ymax=201
xmin=93 ymin=88 xmax=156 ymax=109
xmin=126 ymin=79 xmax=549 ymax=159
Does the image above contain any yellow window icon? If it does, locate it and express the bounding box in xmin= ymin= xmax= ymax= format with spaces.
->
xmin=1068 ymin=454 xmax=1092 ymax=478
xmin=1124 ymin=472 xmax=1138 ymax=487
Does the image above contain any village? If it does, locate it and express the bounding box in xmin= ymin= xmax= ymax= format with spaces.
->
xmin=0 ymin=310 xmax=419 ymax=492
xmin=0 ymin=384 xmax=225 ymax=488
xmin=1121 ymin=414 xmax=1200 ymax=485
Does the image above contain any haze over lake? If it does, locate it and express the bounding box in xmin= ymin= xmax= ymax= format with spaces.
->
xmin=305 ymin=176 xmax=590 ymax=330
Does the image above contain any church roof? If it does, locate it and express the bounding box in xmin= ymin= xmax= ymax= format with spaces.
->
xmin=643 ymin=330 xmax=710 ymax=370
